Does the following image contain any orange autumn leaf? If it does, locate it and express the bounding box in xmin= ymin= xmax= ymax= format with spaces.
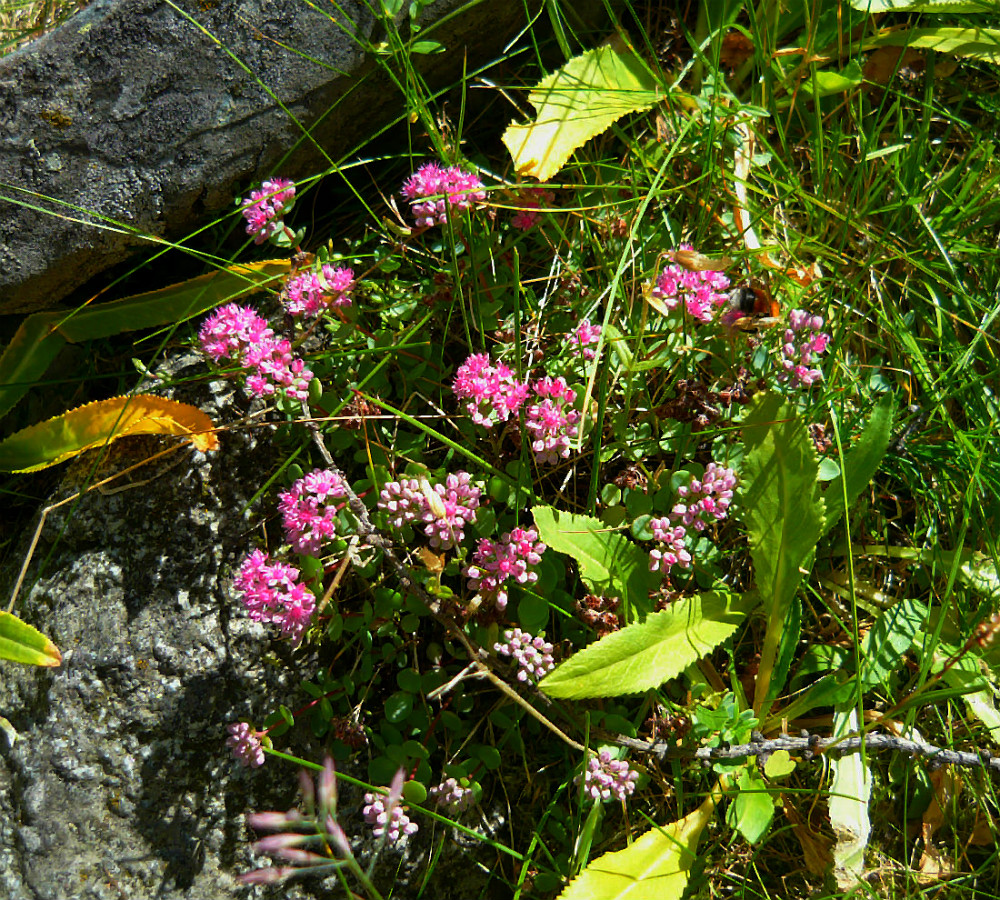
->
xmin=0 ymin=394 xmax=219 ymax=473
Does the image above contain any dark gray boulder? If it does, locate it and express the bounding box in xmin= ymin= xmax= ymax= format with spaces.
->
xmin=0 ymin=0 xmax=545 ymax=315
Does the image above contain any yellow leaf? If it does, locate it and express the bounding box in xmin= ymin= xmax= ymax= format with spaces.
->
xmin=557 ymin=791 xmax=717 ymax=900
xmin=502 ymin=33 xmax=661 ymax=182
xmin=0 ymin=395 xmax=219 ymax=473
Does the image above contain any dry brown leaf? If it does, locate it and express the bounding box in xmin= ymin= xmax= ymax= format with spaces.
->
xmin=863 ymin=46 xmax=925 ymax=84
xmin=782 ymin=795 xmax=833 ymax=876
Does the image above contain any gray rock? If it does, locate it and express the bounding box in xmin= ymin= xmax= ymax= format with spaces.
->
xmin=0 ymin=0 xmax=546 ymax=314
xmin=0 ymin=355 xmax=507 ymax=899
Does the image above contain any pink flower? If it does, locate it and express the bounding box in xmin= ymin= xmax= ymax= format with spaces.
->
xmin=233 ymin=549 xmax=316 ymax=644
xmin=453 ymin=353 xmax=530 ymax=428
xmin=401 ymin=162 xmax=486 ymax=227
xmin=567 ymin=319 xmax=602 ymax=360
xmin=363 ymin=773 xmax=419 ymax=844
xmin=650 ymin=244 xmax=731 ymax=323
xmin=464 ymin=527 xmax=546 ymax=611
xmin=779 ymin=310 xmax=830 ymax=388
xmin=281 ymin=265 xmax=355 ymax=317
xmin=428 ymin=777 xmax=475 ymax=813
xmin=241 ymin=178 xmax=295 ymax=244
xmin=576 ymin=749 xmax=639 ymax=803
xmin=278 ymin=469 xmax=349 ymax=555
xmin=525 ymin=377 xmax=582 ymax=464
xmin=494 ymin=628 xmax=555 ymax=682
xmin=510 ymin=187 xmax=555 ymax=231
xmin=227 ymin=721 xmax=266 ymax=768
xmin=198 ymin=304 xmax=314 ymax=402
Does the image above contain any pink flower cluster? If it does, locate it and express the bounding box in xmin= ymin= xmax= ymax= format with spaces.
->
xmin=525 ymin=377 xmax=582 ymax=464
xmin=278 ymin=469 xmax=349 ymax=556
xmin=428 ymin=777 xmax=475 ymax=813
xmin=650 ymin=244 xmax=731 ymax=323
xmin=401 ymin=162 xmax=486 ymax=227
xmin=511 ymin=187 xmax=555 ymax=231
xmin=464 ymin=527 xmax=546 ymax=611
xmin=226 ymin=721 xmax=266 ymax=768
xmin=241 ymin=178 xmax=295 ymax=244
xmin=453 ymin=353 xmax=530 ymax=428
xmin=576 ymin=749 xmax=639 ymax=803
xmin=568 ymin=319 xmax=601 ymax=360
xmin=281 ymin=265 xmax=355 ymax=317
xmin=199 ymin=303 xmax=313 ymax=401
xmin=494 ymin=628 xmax=555 ymax=682
xmin=233 ymin=549 xmax=316 ymax=644
xmin=362 ymin=792 xmax=418 ymax=844
xmin=648 ymin=520 xmax=692 ymax=574
xmin=671 ymin=462 xmax=737 ymax=532
xmin=378 ymin=472 xmax=481 ymax=550
xmin=780 ymin=310 xmax=830 ymax=388
xmin=648 ymin=463 xmax=737 ymax=574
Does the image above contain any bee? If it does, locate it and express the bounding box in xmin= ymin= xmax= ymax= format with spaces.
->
xmin=724 ymin=281 xmax=781 ymax=331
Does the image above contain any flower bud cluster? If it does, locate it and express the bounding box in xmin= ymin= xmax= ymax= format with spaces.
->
xmin=671 ymin=462 xmax=737 ymax=532
xmin=378 ymin=472 xmax=481 ymax=550
xmin=199 ymin=303 xmax=313 ymax=401
xmin=241 ymin=178 xmax=295 ymax=244
xmin=226 ymin=721 xmax=266 ymax=768
xmin=464 ymin=527 xmax=546 ymax=611
xmin=401 ymin=162 xmax=486 ymax=227
xmin=362 ymin=793 xmax=418 ymax=843
xmin=428 ymin=777 xmax=475 ymax=813
xmin=576 ymin=749 xmax=639 ymax=803
xmin=780 ymin=310 xmax=831 ymax=388
xmin=525 ymin=376 xmax=582 ymax=464
xmin=278 ymin=469 xmax=349 ymax=556
xmin=494 ymin=628 xmax=555 ymax=682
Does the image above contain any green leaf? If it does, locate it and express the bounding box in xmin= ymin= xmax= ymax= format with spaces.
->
xmin=384 ymin=691 xmax=413 ymax=724
xmin=829 ymin=707 xmax=872 ymax=889
xmin=502 ymin=33 xmax=661 ymax=182
xmin=859 ymin=598 xmax=927 ymax=689
xmin=739 ymin=394 xmax=826 ymax=715
xmin=0 ymin=260 xmax=290 ymax=421
xmin=863 ymin=26 xmax=1000 ymax=62
xmin=727 ymin=767 xmax=774 ymax=844
xmin=0 ymin=612 xmax=62 ymax=667
xmin=557 ymin=791 xmax=718 ymax=900
xmin=540 ymin=592 xmax=751 ymax=699
xmin=799 ymin=61 xmax=864 ymax=97
xmin=532 ymin=505 xmax=658 ymax=622
xmin=851 ymin=0 xmax=998 ymax=14
xmin=823 ymin=396 xmax=894 ymax=538
xmin=764 ymin=750 xmax=797 ymax=780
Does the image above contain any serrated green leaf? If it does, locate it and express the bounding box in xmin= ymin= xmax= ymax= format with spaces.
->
xmin=540 ymin=592 xmax=751 ymax=699
xmin=859 ymin=598 xmax=928 ymax=689
xmin=863 ymin=26 xmax=1000 ymax=62
xmin=532 ymin=505 xmax=657 ymax=621
xmin=823 ymin=396 xmax=894 ymax=538
xmin=739 ymin=394 xmax=825 ymax=716
xmin=852 ymin=0 xmax=998 ymax=14
xmin=557 ymin=791 xmax=717 ymax=900
xmin=0 ymin=612 xmax=62 ymax=667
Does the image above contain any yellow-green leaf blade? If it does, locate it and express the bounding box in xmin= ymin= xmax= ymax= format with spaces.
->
xmin=0 ymin=612 xmax=62 ymax=667
xmin=0 ymin=394 xmax=219 ymax=473
xmin=502 ymin=34 xmax=661 ymax=182
xmin=539 ymin=592 xmax=751 ymax=699
xmin=557 ymin=792 xmax=717 ymax=900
